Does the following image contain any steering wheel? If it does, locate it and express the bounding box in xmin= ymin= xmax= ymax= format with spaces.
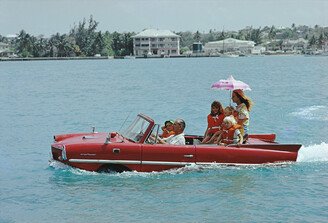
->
xmin=135 ymin=131 xmax=144 ymax=142
xmin=146 ymin=134 xmax=158 ymax=144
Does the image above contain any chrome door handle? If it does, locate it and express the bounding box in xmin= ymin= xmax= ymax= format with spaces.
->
xmin=184 ymin=154 xmax=193 ymax=158
xmin=113 ymin=148 xmax=120 ymax=154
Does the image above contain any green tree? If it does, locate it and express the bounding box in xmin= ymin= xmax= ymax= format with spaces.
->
xmin=202 ymin=29 xmax=216 ymax=43
xmin=0 ymin=34 xmax=5 ymax=43
xmin=31 ymin=36 xmax=47 ymax=57
xmin=121 ymin=32 xmax=134 ymax=56
xmin=268 ymin=26 xmax=276 ymax=40
xmin=16 ymin=30 xmax=33 ymax=57
xmin=111 ymin=31 xmax=122 ymax=56
xmin=180 ymin=46 xmax=190 ymax=54
xmin=194 ymin=31 xmax=201 ymax=42
xmin=291 ymin=23 xmax=296 ymax=31
xmin=318 ymin=33 xmax=324 ymax=47
xmin=48 ymin=33 xmax=76 ymax=57
xmin=90 ymin=31 xmax=105 ymax=55
xmin=69 ymin=15 xmax=99 ymax=56
xmin=309 ymin=35 xmax=317 ymax=48
xmin=281 ymin=28 xmax=293 ymax=39
xmin=218 ymin=31 xmax=226 ymax=40
xmin=102 ymin=31 xmax=114 ymax=56
xmin=237 ymin=30 xmax=246 ymax=40
xmin=176 ymin=31 xmax=193 ymax=49
xmin=250 ymin=27 xmax=262 ymax=44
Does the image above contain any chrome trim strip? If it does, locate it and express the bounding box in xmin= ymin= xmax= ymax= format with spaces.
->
xmin=68 ymin=159 xmax=264 ymax=166
xmin=69 ymin=159 xmax=141 ymax=165
xmin=195 ymin=162 xmax=264 ymax=166
xmin=142 ymin=161 xmax=192 ymax=166
xmin=69 ymin=159 xmax=193 ymax=166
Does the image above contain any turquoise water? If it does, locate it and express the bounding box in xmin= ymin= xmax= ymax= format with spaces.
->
xmin=1 ymin=56 xmax=328 ymax=222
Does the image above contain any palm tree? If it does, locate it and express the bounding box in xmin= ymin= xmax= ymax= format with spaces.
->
xmin=90 ymin=31 xmax=105 ymax=55
xmin=16 ymin=30 xmax=33 ymax=57
xmin=309 ymin=35 xmax=317 ymax=49
xmin=194 ymin=31 xmax=201 ymax=42
xmin=111 ymin=32 xmax=122 ymax=56
xmin=268 ymin=26 xmax=276 ymax=40
xmin=69 ymin=15 xmax=99 ymax=56
xmin=250 ymin=28 xmax=262 ymax=45
xmin=122 ymin=32 xmax=134 ymax=56
xmin=218 ymin=31 xmax=226 ymax=40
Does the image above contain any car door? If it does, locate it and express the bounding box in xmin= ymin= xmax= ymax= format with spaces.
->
xmin=101 ymin=142 xmax=142 ymax=171
xmin=141 ymin=143 xmax=196 ymax=172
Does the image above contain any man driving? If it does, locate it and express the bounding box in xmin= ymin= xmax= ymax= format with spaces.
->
xmin=157 ymin=118 xmax=186 ymax=145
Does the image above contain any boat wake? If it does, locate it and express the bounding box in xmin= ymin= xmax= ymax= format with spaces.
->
xmin=48 ymin=159 xmax=99 ymax=175
xmin=48 ymin=159 xmax=202 ymax=177
xmin=290 ymin=105 xmax=328 ymax=121
xmin=297 ymin=142 xmax=328 ymax=162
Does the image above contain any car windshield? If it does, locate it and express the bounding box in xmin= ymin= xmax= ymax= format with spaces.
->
xmin=121 ymin=115 xmax=151 ymax=142
xmin=145 ymin=124 xmax=160 ymax=144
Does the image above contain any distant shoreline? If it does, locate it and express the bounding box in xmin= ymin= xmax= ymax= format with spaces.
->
xmin=1 ymin=53 xmax=320 ymax=62
xmin=0 ymin=56 xmax=111 ymax=62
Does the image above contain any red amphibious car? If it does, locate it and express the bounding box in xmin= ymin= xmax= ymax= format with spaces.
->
xmin=51 ymin=114 xmax=302 ymax=172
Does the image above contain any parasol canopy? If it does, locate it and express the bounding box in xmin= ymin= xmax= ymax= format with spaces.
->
xmin=211 ymin=75 xmax=251 ymax=91
xmin=211 ymin=75 xmax=251 ymax=105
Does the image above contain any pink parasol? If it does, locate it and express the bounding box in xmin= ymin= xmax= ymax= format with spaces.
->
xmin=211 ymin=75 xmax=251 ymax=91
xmin=211 ymin=75 xmax=251 ymax=105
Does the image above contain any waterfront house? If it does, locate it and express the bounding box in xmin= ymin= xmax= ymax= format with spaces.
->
xmin=281 ymin=38 xmax=308 ymax=53
xmin=251 ymin=46 xmax=266 ymax=55
xmin=0 ymin=42 xmax=15 ymax=57
xmin=204 ymin=38 xmax=255 ymax=55
xmin=265 ymin=40 xmax=282 ymax=51
xmin=0 ymin=42 xmax=9 ymax=52
xmin=132 ymin=29 xmax=180 ymax=57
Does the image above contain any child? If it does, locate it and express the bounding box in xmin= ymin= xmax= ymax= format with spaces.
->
xmin=202 ymin=101 xmax=224 ymax=143
xmin=216 ymin=115 xmax=243 ymax=145
xmin=224 ymin=105 xmax=235 ymax=117
xmin=161 ymin=120 xmax=175 ymax=138
xmin=204 ymin=106 xmax=236 ymax=144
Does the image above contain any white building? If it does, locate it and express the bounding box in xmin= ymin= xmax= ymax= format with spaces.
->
xmin=204 ymin=38 xmax=255 ymax=54
xmin=0 ymin=42 xmax=9 ymax=52
xmin=323 ymin=41 xmax=328 ymax=52
xmin=132 ymin=29 xmax=180 ymax=56
xmin=0 ymin=42 xmax=14 ymax=57
xmin=252 ymin=46 xmax=266 ymax=55
xmin=281 ymin=38 xmax=308 ymax=52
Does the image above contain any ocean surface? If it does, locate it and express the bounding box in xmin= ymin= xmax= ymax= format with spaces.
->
xmin=1 ymin=56 xmax=328 ymax=223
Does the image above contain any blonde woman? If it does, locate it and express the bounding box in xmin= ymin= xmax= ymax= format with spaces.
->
xmin=231 ymin=89 xmax=253 ymax=139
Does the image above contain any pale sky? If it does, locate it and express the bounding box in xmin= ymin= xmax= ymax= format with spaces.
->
xmin=0 ymin=0 xmax=327 ymax=36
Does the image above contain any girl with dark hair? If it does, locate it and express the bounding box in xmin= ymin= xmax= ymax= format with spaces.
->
xmin=202 ymin=100 xmax=225 ymax=143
